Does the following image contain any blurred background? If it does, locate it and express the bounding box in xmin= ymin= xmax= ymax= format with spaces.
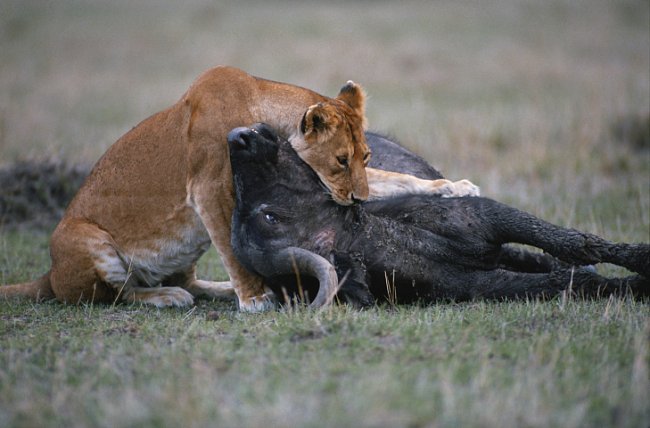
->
xmin=0 ymin=0 xmax=648 ymax=239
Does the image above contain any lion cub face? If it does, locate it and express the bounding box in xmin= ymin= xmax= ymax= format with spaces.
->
xmin=293 ymin=82 xmax=370 ymax=206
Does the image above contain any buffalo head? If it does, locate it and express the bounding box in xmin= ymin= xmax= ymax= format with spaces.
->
xmin=228 ymin=123 xmax=355 ymax=307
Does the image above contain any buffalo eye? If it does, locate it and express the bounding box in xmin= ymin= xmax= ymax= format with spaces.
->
xmin=264 ymin=212 xmax=280 ymax=225
xmin=337 ymin=156 xmax=349 ymax=168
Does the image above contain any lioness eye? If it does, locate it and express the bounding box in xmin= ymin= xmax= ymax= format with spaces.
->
xmin=337 ymin=156 xmax=349 ymax=168
xmin=363 ymin=152 xmax=371 ymax=164
xmin=264 ymin=213 xmax=279 ymax=225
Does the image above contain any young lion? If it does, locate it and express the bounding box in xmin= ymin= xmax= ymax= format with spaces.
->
xmin=1 ymin=66 xmax=477 ymax=311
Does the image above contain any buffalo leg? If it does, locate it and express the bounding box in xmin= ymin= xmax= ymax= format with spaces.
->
xmin=497 ymin=245 xmax=567 ymax=273
xmin=492 ymin=203 xmax=650 ymax=277
xmin=451 ymin=267 xmax=648 ymax=301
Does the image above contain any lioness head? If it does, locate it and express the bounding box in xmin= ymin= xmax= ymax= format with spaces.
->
xmin=292 ymin=82 xmax=370 ymax=206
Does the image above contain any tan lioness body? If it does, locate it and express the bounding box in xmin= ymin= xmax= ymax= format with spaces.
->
xmin=1 ymin=66 xmax=477 ymax=311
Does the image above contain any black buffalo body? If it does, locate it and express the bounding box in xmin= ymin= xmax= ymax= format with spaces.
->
xmin=228 ymin=124 xmax=649 ymax=306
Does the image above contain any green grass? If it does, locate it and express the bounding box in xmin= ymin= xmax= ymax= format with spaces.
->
xmin=0 ymin=297 xmax=648 ymax=427
xmin=1 ymin=230 xmax=648 ymax=428
xmin=1 ymin=0 xmax=649 ymax=427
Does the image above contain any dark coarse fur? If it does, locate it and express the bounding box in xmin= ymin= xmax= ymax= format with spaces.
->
xmin=366 ymin=131 xmax=444 ymax=180
xmin=229 ymin=124 xmax=649 ymax=307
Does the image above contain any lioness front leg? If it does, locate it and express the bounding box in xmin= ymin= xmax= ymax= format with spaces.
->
xmin=206 ymin=243 xmax=275 ymax=311
xmin=186 ymin=280 xmax=236 ymax=299
xmin=214 ymin=244 xmax=276 ymax=312
xmin=366 ymin=167 xmax=479 ymax=200
xmin=166 ymin=266 xmax=236 ymax=300
xmin=191 ymin=185 xmax=276 ymax=312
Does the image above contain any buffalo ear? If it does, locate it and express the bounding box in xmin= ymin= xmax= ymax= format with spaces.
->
xmin=336 ymin=81 xmax=368 ymax=130
xmin=300 ymin=103 xmax=339 ymax=140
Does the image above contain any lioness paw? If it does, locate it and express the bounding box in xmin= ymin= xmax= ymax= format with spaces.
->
xmin=127 ymin=286 xmax=195 ymax=308
xmin=238 ymin=290 xmax=277 ymax=313
xmin=442 ymin=179 xmax=480 ymax=198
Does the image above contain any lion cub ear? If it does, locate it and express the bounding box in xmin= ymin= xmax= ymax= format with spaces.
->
xmin=336 ymin=81 xmax=368 ymax=130
xmin=300 ymin=103 xmax=340 ymax=141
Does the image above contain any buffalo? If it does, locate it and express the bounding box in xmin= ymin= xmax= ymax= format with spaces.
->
xmin=228 ymin=123 xmax=649 ymax=307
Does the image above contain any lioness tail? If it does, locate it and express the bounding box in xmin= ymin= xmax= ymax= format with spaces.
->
xmin=0 ymin=273 xmax=55 ymax=301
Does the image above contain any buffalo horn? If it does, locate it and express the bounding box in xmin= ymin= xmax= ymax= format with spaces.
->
xmin=275 ymin=247 xmax=340 ymax=308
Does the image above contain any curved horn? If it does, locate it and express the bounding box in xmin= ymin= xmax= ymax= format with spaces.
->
xmin=274 ymin=247 xmax=340 ymax=308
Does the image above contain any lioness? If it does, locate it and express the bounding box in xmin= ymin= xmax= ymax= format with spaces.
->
xmin=1 ymin=66 xmax=477 ymax=311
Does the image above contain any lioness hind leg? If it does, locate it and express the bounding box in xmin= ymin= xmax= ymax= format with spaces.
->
xmin=50 ymin=219 xmax=194 ymax=307
xmin=49 ymin=219 xmax=123 ymax=304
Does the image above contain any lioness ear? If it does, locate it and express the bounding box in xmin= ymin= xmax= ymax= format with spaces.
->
xmin=336 ymin=81 xmax=367 ymax=129
xmin=300 ymin=103 xmax=339 ymax=140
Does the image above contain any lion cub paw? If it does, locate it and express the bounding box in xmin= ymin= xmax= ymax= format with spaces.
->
xmin=441 ymin=179 xmax=480 ymax=198
xmin=238 ymin=290 xmax=277 ymax=313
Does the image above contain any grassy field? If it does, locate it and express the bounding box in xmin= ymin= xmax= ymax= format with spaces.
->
xmin=1 ymin=298 xmax=648 ymax=428
xmin=1 ymin=0 xmax=649 ymax=427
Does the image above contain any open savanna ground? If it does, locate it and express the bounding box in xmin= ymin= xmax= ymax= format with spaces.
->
xmin=1 ymin=0 xmax=648 ymax=427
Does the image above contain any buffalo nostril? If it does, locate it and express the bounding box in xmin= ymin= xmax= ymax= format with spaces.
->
xmin=227 ymin=127 xmax=254 ymax=150
xmin=351 ymin=194 xmax=364 ymax=205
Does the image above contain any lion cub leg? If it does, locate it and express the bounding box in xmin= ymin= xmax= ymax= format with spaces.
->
xmin=366 ymin=167 xmax=480 ymax=200
xmin=50 ymin=219 xmax=194 ymax=307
